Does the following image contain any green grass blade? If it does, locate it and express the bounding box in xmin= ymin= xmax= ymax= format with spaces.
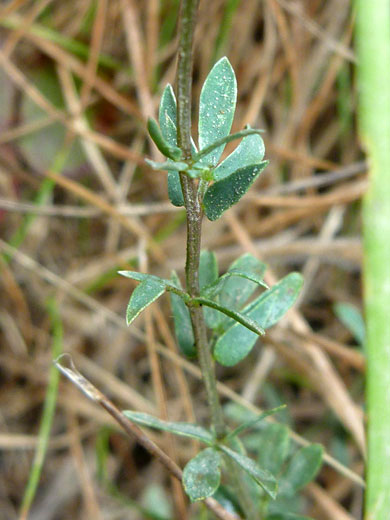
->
xmin=19 ymin=298 xmax=63 ymax=518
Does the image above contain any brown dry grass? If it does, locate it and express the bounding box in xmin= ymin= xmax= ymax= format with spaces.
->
xmin=0 ymin=1 xmax=365 ymax=519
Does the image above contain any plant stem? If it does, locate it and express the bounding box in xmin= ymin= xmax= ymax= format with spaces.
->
xmin=355 ymin=1 xmax=390 ymax=518
xmin=175 ymin=0 xmax=225 ymax=440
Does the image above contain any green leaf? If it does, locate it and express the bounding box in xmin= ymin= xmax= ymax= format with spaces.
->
xmin=123 ymin=411 xmax=214 ymax=444
xmin=119 ymin=270 xmax=189 ymax=298
xmin=226 ymin=405 xmax=286 ymax=440
xmin=203 ymin=162 xmax=268 ymax=221
xmin=147 ymin=118 xmax=182 ymax=161
xmin=167 ymin=171 xmax=184 ymax=207
xmin=199 ymin=250 xmax=218 ymax=290
xmin=170 ymin=271 xmax=196 ymax=358
xmin=198 ymin=57 xmax=237 ymax=166
xmin=279 ymin=444 xmax=323 ymax=497
xmin=183 ymin=448 xmax=221 ymax=502
xmin=145 ymin=158 xmax=188 ymax=172
xmin=158 ymin=86 xmax=183 ymax=206
xmin=266 ymin=514 xmax=313 ymax=520
xmin=256 ymin=423 xmax=290 ymax=476
xmin=159 ymin=84 xmax=177 ymax=143
xmin=213 ymin=131 xmax=265 ymax=181
xmin=214 ymin=272 xmax=303 ymax=366
xmin=220 ymin=445 xmax=278 ymax=499
xmin=203 ymin=253 xmax=267 ymax=331
xmin=125 ymin=278 xmax=166 ymax=325
xmin=334 ymin=302 xmax=366 ymax=347
xmin=202 ymin=269 xmax=268 ymax=298
xmin=194 ymin=297 xmax=265 ymax=336
xmin=193 ymin=128 xmax=263 ymax=165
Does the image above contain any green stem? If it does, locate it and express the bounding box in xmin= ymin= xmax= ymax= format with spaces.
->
xmin=175 ymin=0 xmax=225 ymax=440
xmin=355 ymin=1 xmax=390 ymax=518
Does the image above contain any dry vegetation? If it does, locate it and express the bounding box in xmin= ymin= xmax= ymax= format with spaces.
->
xmin=0 ymin=1 xmax=366 ymax=519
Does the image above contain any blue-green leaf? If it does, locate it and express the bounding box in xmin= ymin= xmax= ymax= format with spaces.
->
xmin=170 ymin=271 xmax=196 ymax=358
xmin=167 ymin=171 xmax=184 ymax=207
xmin=334 ymin=302 xmax=366 ymax=347
xmin=158 ymin=86 xmax=184 ymax=206
xmin=214 ymin=272 xmax=303 ymax=366
xmin=123 ymin=411 xmax=214 ymax=444
xmin=183 ymin=448 xmax=221 ymax=502
xmin=199 ymin=250 xmax=218 ymax=290
xmin=225 ymin=405 xmax=286 ymax=440
xmin=194 ymin=297 xmax=265 ymax=336
xmin=193 ymin=128 xmax=263 ymax=165
xmin=220 ymin=445 xmax=278 ymax=499
xmin=266 ymin=514 xmax=313 ymax=520
xmin=256 ymin=423 xmax=290 ymax=475
xmin=118 ymin=270 xmax=187 ymax=297
xmin=203 ymin=161 xmax=268 ymax=221
xmin=202 ymin=269 xmax=268 ymax=298
xmin=198 ymin=57 xmax=237 ymax=166
xmin=159 ymin=84 xmax=177 ymax=142
xmin=145 ymin=158 xmax=188 ymax=172
xmin=213 ymin=131 xmax=265 ymax=181
xmin=147 ymin=118 xmax=182 ymax=160
xmin=279 ymin=444 xmax=323 ymax=497
xmin=125 ymin=278 xmax=166 ymax=325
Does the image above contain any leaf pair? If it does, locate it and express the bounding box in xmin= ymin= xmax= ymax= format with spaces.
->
xmin=152 ymin=57 xmax=268 ymax=219
xmin=123 ymin=408 xmax=282 ymax=503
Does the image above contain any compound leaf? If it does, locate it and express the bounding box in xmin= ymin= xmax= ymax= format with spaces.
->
xmin=183 ymin=448 xmax=221 ymax=502
xmin=123 ymin=411 xmax=214 ymax=444
xmin=203 ymin=161 xmax=268 ymax=221
xmin=198 ymin=57 xmax=237 ymax=166
xmin=220 ymin=445 xmax=278 ymax=499
xmin=214 ymin=272 xmax=303 ymax=366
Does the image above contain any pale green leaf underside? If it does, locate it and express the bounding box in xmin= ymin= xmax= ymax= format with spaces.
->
xmin=256 ymin=423 xmax=290 ymax=476
xmin=214 ymin=272 xmax=303 ymax=366
xmin=202 ymin=269 xmax=268 ymax=298
xmin=198 ymin=57 xmax=237 ymax=166
xmin=334 ymin=302 xmax=366 ymax=346
xmin=220 ymin=445 xmax=278 ymax=499
xmin=203 ymin=161 xmax=268 ymax=221
xmin=279 ymin=444 xmax=323 ymax=497
xmin=125 ymin=278 xmax=166 ymax=325
xmin=195 ymin=297 xmax=265 ymax=336
xmin=226 ymin=405 xmax=286 ymax=440
xmin=170 ymin=271 xmax=196 ymax=358
xmin=266 ymin=514 xmax=314 ymax=520
xmin=213 ymin=132 xmax=265 ymax=181
xmin=204 ymin=253 xmax=266 ymax=331
xmin=183 ymin=448 xmax=221 ymax=502
xmin=199 ymin=250 xmax=218 ymax=290
xmin=123 ymin=411 xmax=214 ymax=444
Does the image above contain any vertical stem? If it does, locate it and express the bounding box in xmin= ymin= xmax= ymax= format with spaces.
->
xmin=175 ymin=0 xmax=225 ymax=439
xmin=355 ymin=1 xmax=390 ymax=518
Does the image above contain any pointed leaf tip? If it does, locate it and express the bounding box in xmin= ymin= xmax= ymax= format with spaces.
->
xmin=198 ymin=56 xmax=237 ymax=166
xmin=126 ymin=278 xmax=166 ymax=325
